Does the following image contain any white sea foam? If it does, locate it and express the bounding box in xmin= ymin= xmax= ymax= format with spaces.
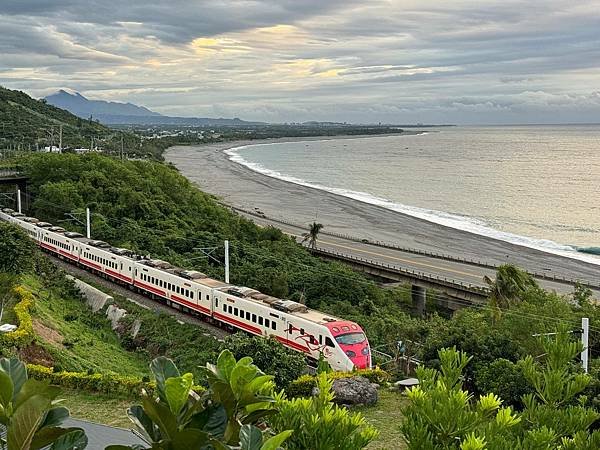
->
xmin=224 ymin=143 xmax=600 ymax=266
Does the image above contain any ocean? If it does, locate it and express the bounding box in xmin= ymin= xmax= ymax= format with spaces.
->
xmin=225 ymin=125 xmax=600 ymax=264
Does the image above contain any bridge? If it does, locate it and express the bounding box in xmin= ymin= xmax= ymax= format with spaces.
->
xmin=229 ymin=206 xmax=600 ymax=314
xmin=0 ymin=167 xmax=29 ymax=210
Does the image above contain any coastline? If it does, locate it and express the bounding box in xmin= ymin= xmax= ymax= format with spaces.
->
xmin=164 ymin=137 xmax=600 ymax=284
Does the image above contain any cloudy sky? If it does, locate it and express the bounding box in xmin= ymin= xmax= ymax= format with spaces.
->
xmin=1 ymin=0 xmax=600 ymax=124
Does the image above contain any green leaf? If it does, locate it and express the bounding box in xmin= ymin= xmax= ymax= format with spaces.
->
xmin=239 ymin=424 xmax=263 ymax=450
xmin=188 ymin=404 xmax=227 ymax=439
xmin=39 ymin=406 xmax=70 ymax=430
xmin=164 ymin=373 xmax=193 ymax=416
xmin=150 ymin=357 xmax=180 ymax=402
xmin=49 ymin=429 xmax=88 ymax=450
xmin=7 ymin=394 xmax=52 ymax=450
xmin=0 ymin=357 xmax=26 ymax=400
xmin=0 ymin=369 xmax=14 ymax=409
xmin=141 ymin=396 xmax=177 ymax=440
xmin=15 ymin=379 xmax=60 ymax=409
xmin=171 ymin=429 xmax=211 ymax=449
xmin=30 ymin=427 xmax=76 ymax=450
xmin=216 ymin=351 xmax=237 ymax=381
xmin=127 ymin=405 xmax=157 ymax=443
xmin=241 ymin=409 xmax=277 ymax=425
xmin=260 ymin=430 xmax=293 ymax=450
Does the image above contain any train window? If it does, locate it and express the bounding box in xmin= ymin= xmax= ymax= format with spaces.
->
xmin=325 ymin=337 xmax=335 ymax=348
xmin=258 ymin=317 xmax=263 ymax=326
xmin=191 ymin=292 xmax=194 ymax=300
xmin=300 ymin=328 xmax=305 ymax=335
xmin=206 ymin=294 xmax=209 ymax=300
xmin=271 ymin=322 xmax=277 ymax=331
xmin=319 ymin=335 xmax=323 ymax=345
xmin=264 ymin=319 xmax=270 ymax=328
xmin=222 ymin=303 xmax=226 ymax=311
xmin=288 ymin=324 xmax=293 ymax=333
xmin=246 ymin=311 xmax=251 ymax=320
xmin=252 ymin=314 xmax=256 ymax=323
xmin=234 ymin=308 xmax=238 ymax=316
xmin=310 ymin=335 xmax=318 ymax=345
xmin=342 ymin=326 xmax=350 ymax=331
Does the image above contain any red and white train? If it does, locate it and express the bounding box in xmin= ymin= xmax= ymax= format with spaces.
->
xmin=0 ymin=208 xmax=371 ymax=371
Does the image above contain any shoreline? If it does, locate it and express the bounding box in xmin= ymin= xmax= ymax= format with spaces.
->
xmin=164 ymin=136 xmax=600 ymax=284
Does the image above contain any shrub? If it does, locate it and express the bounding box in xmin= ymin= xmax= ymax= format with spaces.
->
xmin=0 ymin=285 xmax=35 ymax=347
xmin=474 ymin=358 xmax=534 ymax=408
xmin=271 ymin=373 xmax=378 ymax=450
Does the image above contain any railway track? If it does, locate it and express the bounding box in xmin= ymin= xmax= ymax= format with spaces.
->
xmin=47 ymin=254 xmax=230 ymax=340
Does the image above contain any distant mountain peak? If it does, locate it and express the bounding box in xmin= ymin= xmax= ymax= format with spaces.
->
xmin=45 ymin=89 xmax=162 ymax=118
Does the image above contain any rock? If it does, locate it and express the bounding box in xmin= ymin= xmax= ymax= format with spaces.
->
xmin=106 ymin=304 xmax=127 ymax=330
xmin=394 ymin=378 xmax=419 ymax=391
xmin=331 ymin=376 xmax=379 ymax=406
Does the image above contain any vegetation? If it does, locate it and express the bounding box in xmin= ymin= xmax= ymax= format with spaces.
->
xmin=0 ymin=222 xmax=37 ymax=274
xmin=301 ymin=222 xmax=323 ymax=249
xmin=402 ymin=333 xmax=600 ymax=449
xmin=0 ymin=357 xmax=87 ymax=450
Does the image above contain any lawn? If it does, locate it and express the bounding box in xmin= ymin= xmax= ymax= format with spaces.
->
xmin=21 ymin=274 xmax=150 ymax=376
xmin=60 ymin=389 xmax=134 ymax=429
xmin=358 ymin=389 xmax=407 ymax=450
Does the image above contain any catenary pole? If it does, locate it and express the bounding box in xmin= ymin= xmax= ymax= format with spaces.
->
xmin=582 ymin=317 xmax=589 ymax=373
xmin=224 ymin=240 xmax=230 ymax=284
xmin=17 ymin=188 xmax=21 ymax=213
xmin=86 ymin=207 xmax=91 ymax=239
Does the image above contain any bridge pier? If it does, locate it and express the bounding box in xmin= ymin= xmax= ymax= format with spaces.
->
xmin=411 ymin=284 xmax=426 ymax=316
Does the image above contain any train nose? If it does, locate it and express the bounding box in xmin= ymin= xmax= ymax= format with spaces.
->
xmin=345 ymin=345 xmax=370 ymax=369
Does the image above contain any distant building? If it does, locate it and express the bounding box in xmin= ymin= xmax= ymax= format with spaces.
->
xmin=74 ymin=148 xmax=92 ymax=154
xmin=41 ymin=146 xmax=62 ymax=153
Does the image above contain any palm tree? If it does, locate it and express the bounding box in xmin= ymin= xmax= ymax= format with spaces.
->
xmin=484 ymin=264 xmax=537 ymax=313
xmin=302 ymin=222 xmax=323 ymax=249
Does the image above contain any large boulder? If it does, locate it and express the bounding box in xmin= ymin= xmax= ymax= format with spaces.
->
xmin=331 ymin=376 xmax=379 ymax=406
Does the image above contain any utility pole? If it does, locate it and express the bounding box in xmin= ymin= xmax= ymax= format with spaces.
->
xmin=224 ymin=240 xmax=230 ymax=284
xmin=582 ymin=317 xmax=589 ymax=373
xmin=121 ymin=134 xmax=124 ymax=160
xmin=59 ymin=125 xmax=63 ymax=151
xmin=86 ymin=207 xmax=91 ymax=239
xmin=16 ymin=188 xmax=21 ymax=214
xmin=90 ymin=136 xmax=93 ymax=152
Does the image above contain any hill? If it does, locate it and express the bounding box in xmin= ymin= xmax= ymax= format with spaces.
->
xmin=45 ymin=89 xmax=264 ymax=126
xmin=45 ymin=90 xmax=162 ymax=120
xmin=0 ymin=86 xmax=109 ymax=149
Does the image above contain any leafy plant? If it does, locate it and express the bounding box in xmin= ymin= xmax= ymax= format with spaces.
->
xmin=270 ymin=373 xmax=378 ymax=450
xmin=110 ymin=352 xmax=291 ymax=450
xmin=0 ymin=357 xmax=87 ymax=450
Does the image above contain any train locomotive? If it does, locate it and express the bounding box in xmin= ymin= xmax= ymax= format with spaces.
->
xmin=0 ymin=208 xmax=371 ymax=371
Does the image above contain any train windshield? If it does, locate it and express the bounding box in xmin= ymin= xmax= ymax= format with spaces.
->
xmin=335 ymin=332 xmax=366 ymax=345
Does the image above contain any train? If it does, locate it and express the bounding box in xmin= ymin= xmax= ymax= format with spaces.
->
xmin=0 ymin=208 xmax=371 ymax=371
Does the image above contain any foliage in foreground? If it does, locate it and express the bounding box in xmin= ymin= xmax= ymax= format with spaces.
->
xmin=270 ymin=373 xmax=378 ymax=450
xmin=110 ymin=351 xmax=292 ymax=450
xmin=0 ymin=357 xmax=87 ymax=450
xmin=402 ymin=331 xmax=600 ymax=449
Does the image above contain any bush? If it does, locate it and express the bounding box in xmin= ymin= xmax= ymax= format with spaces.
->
xmin=287 ymin=367 xmax=390 ymax=398
xmin=474 ymin=358 xmax=534 ymax=408
xmin=220 ymin=333 xmax=306 ymax=389
xmin=0 ymin=285 xmax=35 ymax=347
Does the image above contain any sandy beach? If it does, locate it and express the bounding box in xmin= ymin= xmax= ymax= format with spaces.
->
xmin=165 ymin=138 xmax=599 ymax=285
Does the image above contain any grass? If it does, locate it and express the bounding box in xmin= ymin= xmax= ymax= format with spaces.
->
xmin=357 ymin=389 xmax=407 ymax=450
xmin=60 ymin=389 xmax=134 ymax=429
xmin=21 ymin=273 xmax=150 ymax=376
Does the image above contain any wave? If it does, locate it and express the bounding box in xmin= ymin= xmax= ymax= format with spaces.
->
xmin=224 ymin=143 xmax=600 ymax=266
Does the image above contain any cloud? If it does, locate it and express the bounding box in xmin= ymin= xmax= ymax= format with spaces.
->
xmin=1 ymin=0 xmax=600 ymax=123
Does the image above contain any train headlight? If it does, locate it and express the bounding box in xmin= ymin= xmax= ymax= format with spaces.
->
xmin=345 ymin=350 xmax=356 ymax=358
xmin=361 ymin=346 xmax=369 ymax=355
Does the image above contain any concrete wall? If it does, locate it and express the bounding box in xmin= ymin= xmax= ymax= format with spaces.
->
xmin=66 ymin=275 xmax=113 ymax=312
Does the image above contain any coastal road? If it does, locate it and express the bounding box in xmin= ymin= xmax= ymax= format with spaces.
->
xmin=240 ymin=212 xmax=598 ymax=297
xmin=165 ymin=142 xmax=600 ymax=298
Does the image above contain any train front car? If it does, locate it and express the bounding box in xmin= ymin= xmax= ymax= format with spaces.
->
xmin=326 ymin=321 xmax=371 ymax=370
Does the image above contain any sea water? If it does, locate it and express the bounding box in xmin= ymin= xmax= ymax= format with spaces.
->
xmin=226 ymin=125 xmax=600 ymax=263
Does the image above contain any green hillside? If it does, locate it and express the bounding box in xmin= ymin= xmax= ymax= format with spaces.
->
xmin=0 ymin=86 xmax=109 ymax=149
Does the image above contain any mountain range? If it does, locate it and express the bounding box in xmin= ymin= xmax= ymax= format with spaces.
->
xmin=44 ymin=90 xmax=262 ymax=126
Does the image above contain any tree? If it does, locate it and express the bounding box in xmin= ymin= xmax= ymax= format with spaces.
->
xmin=219 ymin=334 xmax=305 ymax=389
xmin=110 ymin=352 xmax=292 ymax=450
xmin=0 ymin=357 xmax=87 ymax=450
xmin=270 ymin=373 xmax=378 ymax=450
xmin=483 ymin=265 xmax=537 ymax=318
xmin=301 ymin=222 xmax=323 ymax=249
xmin=0 ymin=223 xmax=37 ymax=274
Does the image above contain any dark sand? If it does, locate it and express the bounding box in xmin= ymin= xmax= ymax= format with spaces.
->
xmin=165 ymin=138 xmax=599 ymax=284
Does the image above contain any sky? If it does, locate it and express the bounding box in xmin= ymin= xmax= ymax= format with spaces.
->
xmin=1 ymin=1 xmax=600 ymax=124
